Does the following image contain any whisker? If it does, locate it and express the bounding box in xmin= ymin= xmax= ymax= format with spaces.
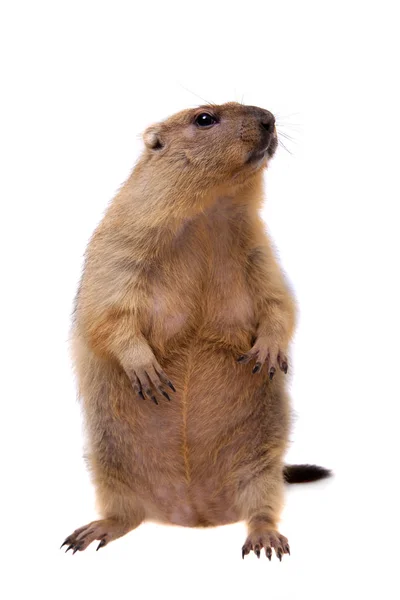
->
xmin=275 ymin=111 xmax=301 ymax=121
xmin=278 ymin=139 xmax=293 ymax=156
xmin=276 ymin=121 xmax=303 ymax=129
xmin=275 ymin=110 xmax=303 ymax=130
xmin=177 ymin=82 xmax=216 ymax=107
xmin=277 ymin=130 xmax=297 ymax=143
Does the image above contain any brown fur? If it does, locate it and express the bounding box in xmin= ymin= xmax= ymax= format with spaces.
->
xmin=63 ymin=102 xmax=299 ymax=559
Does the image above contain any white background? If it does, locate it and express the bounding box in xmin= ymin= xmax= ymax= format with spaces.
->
xmin=1 ymin=1 xmax=399 ymax=598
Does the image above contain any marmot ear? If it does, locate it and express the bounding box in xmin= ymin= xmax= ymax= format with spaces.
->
xmin=143 ymin=126 xmax=164 ymax=150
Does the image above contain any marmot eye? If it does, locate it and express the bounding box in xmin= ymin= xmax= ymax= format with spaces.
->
xmin=195 ymin=113 xmax=218 ymax=128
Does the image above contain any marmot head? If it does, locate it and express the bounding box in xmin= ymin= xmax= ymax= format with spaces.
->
xmin=142 ymin=102 xmax=277 ymax=191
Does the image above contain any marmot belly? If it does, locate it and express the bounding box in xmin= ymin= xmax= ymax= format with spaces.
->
xmin=81 ymin=336 xmax=289 ymax=527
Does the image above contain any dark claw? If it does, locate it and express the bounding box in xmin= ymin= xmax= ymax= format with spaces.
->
xmin=285 ymin=544 xmax=290 ymax=555
xmin=65 ymin=544 xmax=74 ymax=553
xmin=96 ymin=539 xmax=107 ymax=551
xmin=255 ymin=546 xmax=261 ymax=558
xmin=281 ymin=361 xmax=288 ymax=374
xmin=237 ymin=354 xmax=253 ymax=364
xmin=242 ymin=545 xmax=250 ymax=559
xmin=60 ymin=539 xmax=69 ymax=549
xmin=242 ymin=548 xmax=245 ymax=559
xmin=266 ymin=547 xmax=272 ymax=561
xmin=161 ymin=390 xmax=171 ymax=401
xmin=269 ymin=367 xmax=276 ymax=380
xmin=276 ymin=548 xmax=283 ymax=561
xmin=144 ymin=388 xmax=159 ymax=405
xmin=252 ymin=362 xmax=262 ymax=374
xmin=72 ymin=544 xmax=82 ymax=555
xmin=167 ymin=381 xmax=176 ymax=392
xmin=138 ymin=390 xmax=145 ymax=400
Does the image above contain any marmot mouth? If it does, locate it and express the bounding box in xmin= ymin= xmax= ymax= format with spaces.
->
xmin=246 ymin=147 xmax=269 ymax=164
xmin=247 ymin=134 xmax=278 ymax=164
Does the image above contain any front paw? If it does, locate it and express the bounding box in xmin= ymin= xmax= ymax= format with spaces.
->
xmin=237 ymin=336 xmax=288 ymax=379
xmin=126 ymin=360 xmax=176 ymax=405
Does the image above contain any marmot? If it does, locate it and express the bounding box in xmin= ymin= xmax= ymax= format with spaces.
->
xmin=61 ymin=102 xmax=330 ymax=560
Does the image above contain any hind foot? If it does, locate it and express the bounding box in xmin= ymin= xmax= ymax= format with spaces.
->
xmin=242 ymin=529 xmax=290 ymax=561
xmin=61 ymin=518 xmax=131 ymax=553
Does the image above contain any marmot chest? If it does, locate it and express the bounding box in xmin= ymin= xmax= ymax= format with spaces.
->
xmin=146 ymin=210 xmax=255 ymax=346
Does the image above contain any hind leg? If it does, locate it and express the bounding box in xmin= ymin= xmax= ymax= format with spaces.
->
xmin=61 ymin=517 xmax=136 ymax=553
xmin=61 ymin=478 xmax=145 ymax=553
xmin=238 ymin=465 xmax=290 ymax=561
xmin=242 ymin=519 xmax=290 ymax=561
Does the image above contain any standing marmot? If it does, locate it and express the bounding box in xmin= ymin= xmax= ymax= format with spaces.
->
xmin=62 ymin=102 xmax=330 ymax=559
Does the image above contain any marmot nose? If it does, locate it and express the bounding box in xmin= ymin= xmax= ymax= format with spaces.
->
xmin=260 ymin=112 xmax=275 ymax=134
